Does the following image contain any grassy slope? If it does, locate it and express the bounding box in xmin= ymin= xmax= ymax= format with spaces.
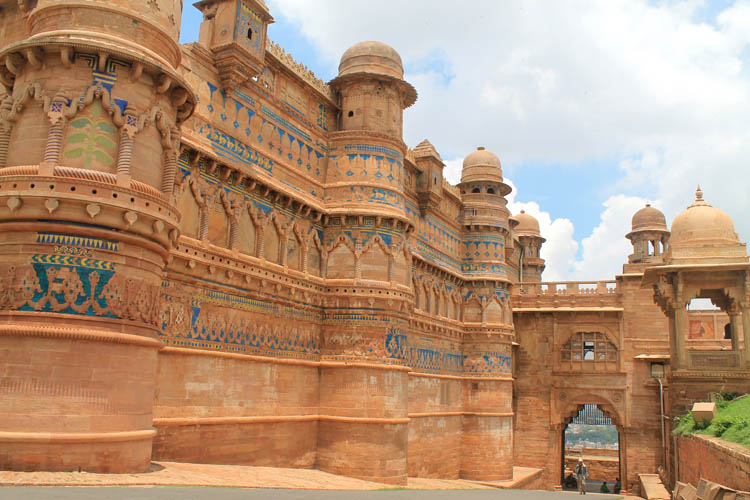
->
xmin=673 ymin=394 xmax=750 ymax=448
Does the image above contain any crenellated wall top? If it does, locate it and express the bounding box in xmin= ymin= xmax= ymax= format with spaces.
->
xmin=266 ymin=40 xmax=334 ymax=101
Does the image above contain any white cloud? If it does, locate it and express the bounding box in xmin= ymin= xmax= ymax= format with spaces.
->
xmin=571 ymin=195 xmax=650 ymax=280
xmin=267 ymin=0 xmax=750 ymax=280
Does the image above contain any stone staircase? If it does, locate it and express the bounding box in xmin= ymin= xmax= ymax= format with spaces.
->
xmin=674 ymin=478 xmax=750 ymax=500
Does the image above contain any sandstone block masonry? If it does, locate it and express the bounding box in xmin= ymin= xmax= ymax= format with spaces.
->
xmin=677 ymin=434 xmax=750 ymax=492
xmin=1 ymin=0 xmax=749 ymax=492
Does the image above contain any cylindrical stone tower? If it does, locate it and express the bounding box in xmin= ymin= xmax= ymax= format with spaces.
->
xmin=510 ymin=210 xmax=546 ymax=282
xmin=319 ymin=41 xmax=417 ymax=485
xmin=0 ymin=0 xmax=195 ymax=472
xmin=457 ymin=147 xmax=515 ymax=480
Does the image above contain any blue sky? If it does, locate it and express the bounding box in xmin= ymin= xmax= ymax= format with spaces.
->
xmin=179 ymin=1 xmax=750 ymax=281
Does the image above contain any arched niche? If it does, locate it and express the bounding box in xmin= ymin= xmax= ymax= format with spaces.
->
xmin=392 ymin=246 xmax=409 ymax=285
xmin=423 ymin=283 xmax=433 ymax=314
xmin=263 ymin=218 xmax=282 ymax=264
xmin=175 ymin=178 xmax=201 ymax=239
xmin=131 ymin=120 xmax=163 ymax=189
xmin=485 ymin=298 xmax=504 ymax=324
xmin=360 ymin=237 xmax=389 ymax=282
xmin=464 ymin=298 xmax=482 ymax=323
xmin=207 ymin=193 xmax=231 ymax=248
xmin=286 ymin=228 xmax=302 ymax=271
xmin=236 ymin=206 xmax=258 ymax=256
xmin=305 ymin=235 xmax=323 ymax=277
xmin=7 ymin=100 xmax=45 ymax=167
xmin=326 ymin=239 xmax=355 ymax=279
xmin=413 ymin=278 xmax=423 ymax=311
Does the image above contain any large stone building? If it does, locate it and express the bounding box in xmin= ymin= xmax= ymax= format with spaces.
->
xmin=0 ymin=0 xmax=748 ymax=493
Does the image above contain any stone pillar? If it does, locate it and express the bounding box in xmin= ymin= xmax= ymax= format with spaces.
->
xmin=160 ymin=127 xmax=180 ymax=195
xmin=729 ymin=309 xmax=741 ymax=352
xmin=674 ymin=307 xmax=687 ymax=370
xmin=460 ymin=333 xmax=514 ymax=480
xmin=42 ymin=95 xmax=69 ymax=166
xmin=619 ymin=426 xmax=629 ymax=494
xmin=741 ymin=304 xmax=750 ymax=369
xmin=0 ymin=96 xmax=12 ymax=168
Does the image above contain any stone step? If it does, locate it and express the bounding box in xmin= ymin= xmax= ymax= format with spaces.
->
xmin=639 ymin=473 xmax=670 ymax=500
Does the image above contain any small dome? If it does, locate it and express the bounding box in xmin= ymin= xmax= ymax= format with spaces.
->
xmin=631 ymin=203 xmax=668 ymax=232
xmin=512 ymin=210 xmax=541 ymax=237
xmin=460 ymin=147 xmax=503 ymax=184
xmin=338 ymin=41 xmax=403 ymax=80
xmin=670 ymin=187 xmax=739 ymax=247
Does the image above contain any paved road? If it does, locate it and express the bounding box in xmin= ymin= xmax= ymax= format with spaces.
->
xmin=0 ymin=487 xmax=625 ymax=499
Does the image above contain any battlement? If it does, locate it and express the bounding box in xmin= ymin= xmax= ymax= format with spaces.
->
xmin=267 ymin=40 xmax=334 ymax=100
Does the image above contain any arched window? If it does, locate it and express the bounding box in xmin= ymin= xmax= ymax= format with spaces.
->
xmin=560 ymin=332 xmax=617 ymax=370
xmin=486 ymin=187 xmax=496 ymax=194
xmin=471 ymin=187 xmax=481 ymax=194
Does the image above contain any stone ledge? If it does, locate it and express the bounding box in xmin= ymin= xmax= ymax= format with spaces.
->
xmin=0 ymin=428 xmax=156 ymax=444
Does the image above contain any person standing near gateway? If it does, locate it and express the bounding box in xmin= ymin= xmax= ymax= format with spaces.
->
xmin=575 ymin=457 xmax=588 ymax=495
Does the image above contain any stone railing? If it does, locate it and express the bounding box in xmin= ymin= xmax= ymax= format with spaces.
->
xmin=511 ymin=281 xmax=621 ymax=309
xmin=514 ymin=281 xmax=619 ymax=297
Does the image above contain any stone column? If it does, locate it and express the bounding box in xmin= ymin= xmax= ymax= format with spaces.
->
xmin=741 ymin=304 xmax=750 ymax=369
xmin=42 ymin=95 xmax=69 ymax=167
xmin=619 ymin=426 xmax=629 ymax=494
xmin=0 ymin=96 xmax=12 ymax=168
xmin=728 ymin=308 xmax=741 ymax=351
xmin=460 ymin=333 xmax=514 ymax=480
xmin=160 ymin=127 xmax=180 ymax=195
xmin=116 ymin=106 xmax=137 ymax=177
xmin=674 ymin=307 xmax=687 ymax=369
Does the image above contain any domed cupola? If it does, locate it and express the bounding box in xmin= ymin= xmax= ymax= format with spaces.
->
xmin=512 ymin=210 xmax=543 ymax=239
xmin=458 ymin=147 xmax=511 ymax=231
xmin=329 ymin=41 xmax=417 ymax=138
xmin=510 ymin=210 xmax=546 ymax=282
xmin=626 ymin=203 xmax=670 ymax=264
xmin=666 ymin=187 xmax=747 ymax=265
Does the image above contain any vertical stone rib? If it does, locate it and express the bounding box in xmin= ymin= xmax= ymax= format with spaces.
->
xmin=161 ymin=128 xmax=180 ymax=194
xmin=116 ymin=131 xmax=133 ymax=176
xmin=198 ymin=206 xmax=209 ymax=240
xmin=0 ymin=127 xmax=10 ymax=168
xmin=43 ymin=121 xmax=64 ymax=165
xmin=162 ymin=149 xmax=177 ymax=193
xmin=228 ymin=218 xmax=238 ymax=249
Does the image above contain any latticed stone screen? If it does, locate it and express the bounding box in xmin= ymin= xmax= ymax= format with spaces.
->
xmin=560 ymin=332 xmax=618 ymax=370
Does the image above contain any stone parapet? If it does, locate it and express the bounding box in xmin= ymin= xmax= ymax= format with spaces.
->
xmin=677 ymin=433 xmax=750 ymax=492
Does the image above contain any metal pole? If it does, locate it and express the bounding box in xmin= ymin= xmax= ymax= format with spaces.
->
xmin=656 ymin=376 xmax=666 ymax=469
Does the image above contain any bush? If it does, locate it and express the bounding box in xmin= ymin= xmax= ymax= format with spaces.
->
xmin=673 ymin=394 xmax=750 ymax=449
xmin=673 ymin=413 xmax=696 ymax=436
xmin=707 ymin=416 xmax=736 ymax=437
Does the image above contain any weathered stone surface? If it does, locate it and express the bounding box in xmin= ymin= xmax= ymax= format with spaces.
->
xmin=0 ymin=0 xmax=748 ymax=490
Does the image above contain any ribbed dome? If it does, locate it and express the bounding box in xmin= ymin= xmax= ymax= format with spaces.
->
xmin=631 ymin=204 xmax=667 ymax=232
xmin=670 ymin=187 xmax=739 ymax=247
xmin=338 ymin=41 xmax=403 ymax=80
xmin=460 ymin=147 xmax=503 ymax=184
xmin=512 ymin=210 xmax=541 ymax=237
